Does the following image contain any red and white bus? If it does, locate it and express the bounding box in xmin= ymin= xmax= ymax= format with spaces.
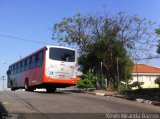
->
xmin=7 ymin=45 xmax=78 ymax=92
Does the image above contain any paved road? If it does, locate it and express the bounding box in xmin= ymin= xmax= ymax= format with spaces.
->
xmin=0 ymin=91 xmax=160 ymax=119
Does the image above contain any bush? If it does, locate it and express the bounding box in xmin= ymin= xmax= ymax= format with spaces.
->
xmin=129 ymin=81 xmax=144 ymax=89
xmin=155 ymin=77 xmax=160 ymax=88
xmin=77 ymin=72 xmax=96 ymax=88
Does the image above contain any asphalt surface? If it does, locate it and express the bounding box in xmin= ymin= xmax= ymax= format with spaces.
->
xmin=0 ymin=91 xmax=160 ymax=119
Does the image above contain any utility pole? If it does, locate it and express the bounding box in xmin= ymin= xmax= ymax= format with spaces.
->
xmin=135 ymin=61 xmax=140 ymax=89
xmin=100 ymin=62 xmax=103 ymax=88
xmin=116 ymin=58 xmax=120 ymax=92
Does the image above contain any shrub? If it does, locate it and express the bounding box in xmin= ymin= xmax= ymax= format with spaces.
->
xmin=129 ymin=81 xmax=144 ymax=89
xmin=155 ymin=77 xmax=160 ymax=88
xmin=77 ymin=72 xmax=96 ymax=88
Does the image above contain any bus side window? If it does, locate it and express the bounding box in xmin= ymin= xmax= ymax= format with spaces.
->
xmin=31 ymin=55 xmax=37 ymax=69
xmin=9 ymin=66 xmax=11 ymax=71
xmin=17 ymin=63 xmax=19 ymax=73
xmin=21 ymin=60 xmax=25 ymax=72
xmin=16 ymin=64 xmax=18 ymax=74
xmin=37 ymin=51 xmax=44 ymax=67
xmin=13 ymin=64 xmax=17 ymax=74
xmin=24 ymin=59 xmax=27 ymax=71
xmin=11 ymin=65 xmax=14 ymax=74
xmin=26 ymin=57 xmax=31 ymax=70
xmin=17 ymin=62 xmax=21 ymax=73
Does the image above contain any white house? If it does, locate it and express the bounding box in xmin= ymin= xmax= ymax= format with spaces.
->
xmin=131 ymin=64 xmax=160 ymax=89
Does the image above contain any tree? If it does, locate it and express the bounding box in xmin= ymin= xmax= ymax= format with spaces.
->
xmin=89 ymin=36 xmax=134 ymax=89
xmin=155 ymin=77 xmax=160 ymax=88
xmin=129 ymin=81 xmax=144 ymax=89
xmin=156 ymin=28 xmax=160 ymax=35
xmin=53 ymin=12 xmax=157 ymax=58
xmin=157 ymin=41 xmax=160 ymax=54
xmin=52 ymin=12 xmax=157 ymax=89
xmin=53 ymin=13 xmax=95 ymax=55
xmin=77 ymin=19 xmax=134 ymax=89
xmin=156 ymin=28 xmax=160 ymax=54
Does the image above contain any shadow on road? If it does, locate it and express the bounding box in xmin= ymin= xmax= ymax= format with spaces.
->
xmin=0 ymin=103 xmax=7 ymax=113
xmin=0 ymin=103 xmax=8 ymax=119
xmin=34 ymin=90 xmax=73 ymax=95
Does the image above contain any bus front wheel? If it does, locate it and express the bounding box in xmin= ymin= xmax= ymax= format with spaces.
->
xmin=11 ymin=82 xmax=15 ymax=91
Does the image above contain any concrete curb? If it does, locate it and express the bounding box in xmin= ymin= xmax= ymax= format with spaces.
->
xmin=85 ymin=92 xmax=112 ymax=97
xmin=114 ymin=95 xmax=160 ymax=106
xmin=135 ymin=98 xmax=160 ymax=106
xmin=85 ymin=92 xmax=160 ymax=106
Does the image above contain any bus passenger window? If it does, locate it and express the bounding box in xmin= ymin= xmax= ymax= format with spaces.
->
xmin=23 ymin=59 xmax=27 ymax=71
xmin=21 ymin=60 xmax=26 ymax=72
xmin=37 ymin=51 xmax=44 ymax=67
xmin=17 ymin=62 xmax=21 ymax=73
xmin=11 ymin=65 xmax=14 ymax=74
xmin=26 ymin=58 xmax=31 ymax=70
xmin=31 ymin=55 xmax=37 ymax=69
xmin=13 ymin=64 xmax=18 ymax=74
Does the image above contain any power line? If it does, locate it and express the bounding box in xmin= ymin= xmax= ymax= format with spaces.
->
xmin=133 ymin=55 xmax=160 ymax=60
xmin=0 ymin=34 xmax=52 ymax=45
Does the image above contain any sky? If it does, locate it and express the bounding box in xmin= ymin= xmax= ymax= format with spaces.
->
xmin=0 ymin=0 xmax=160 ymax=90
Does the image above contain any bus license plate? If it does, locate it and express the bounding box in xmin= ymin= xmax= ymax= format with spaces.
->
xmin=59 ymin=75 xmax=64 ymax=79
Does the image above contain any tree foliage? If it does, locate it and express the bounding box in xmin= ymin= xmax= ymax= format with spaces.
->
xmin=78 ymin=31 xmax=134 ymax=88
xmin=156 ymin=28 xmax=160 ymax=54
xmin=129 ymin=81 xmax=144 ymax=89
xmin=53 ymin=13 xmax=95 ymax=54
xmin=155 ymin=77 xmax=160 ymax=88
xmin=52 ymin=12 xmax=157 ymax=89
xmin=157 ymin=41 xmax=160 ymax=54
xmin=53 ymin=12 xmax=157 ymax=58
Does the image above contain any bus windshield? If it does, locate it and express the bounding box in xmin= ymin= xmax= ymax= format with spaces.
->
xmin=49 ymin=48 xmax=75 ymax=62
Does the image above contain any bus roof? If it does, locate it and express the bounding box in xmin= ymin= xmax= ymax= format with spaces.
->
xmin=46 ymin=45 xmax=76 ymax=51
xmin=9 ymin=45 xmax=76 ymax=67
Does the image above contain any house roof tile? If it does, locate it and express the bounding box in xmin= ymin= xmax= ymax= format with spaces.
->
xmin=133 ymin=64 xmax=160 ymax=73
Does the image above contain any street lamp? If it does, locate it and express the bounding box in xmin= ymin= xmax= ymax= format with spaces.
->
xmin=1 ymin=76 xmax=5 ymax=91
xmin=0 ymin=61 xmax=6 ymax=91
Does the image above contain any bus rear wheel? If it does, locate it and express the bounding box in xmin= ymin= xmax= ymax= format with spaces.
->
xmin=24 ymin=80 xmax=34 ymax=92
xmin=11 ymin=88 xmax=15 ymax=91
xmin=24 ymin=81 xmax=29 ymax=91
xmin=46 ymin=87 xmax=56 ymax=93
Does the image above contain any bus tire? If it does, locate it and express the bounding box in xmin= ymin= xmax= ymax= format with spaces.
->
xmin=11 ymin=88 xmax=15 ymax=91
xmin=24 ymin=79 xmax=34 ymax=92
xmin=11 ymin=82 xmax=15 ymax=91
xmin=24 ymin=79 xmax=29 ymax=91
xmin=29 ymin=87 xmax=34 ymax=92
xmin=46 ymin=87 xmax=56 ymax=93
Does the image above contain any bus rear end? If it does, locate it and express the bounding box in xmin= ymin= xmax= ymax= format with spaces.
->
xmin=43 ymin=46 xmax=78 ymax=92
